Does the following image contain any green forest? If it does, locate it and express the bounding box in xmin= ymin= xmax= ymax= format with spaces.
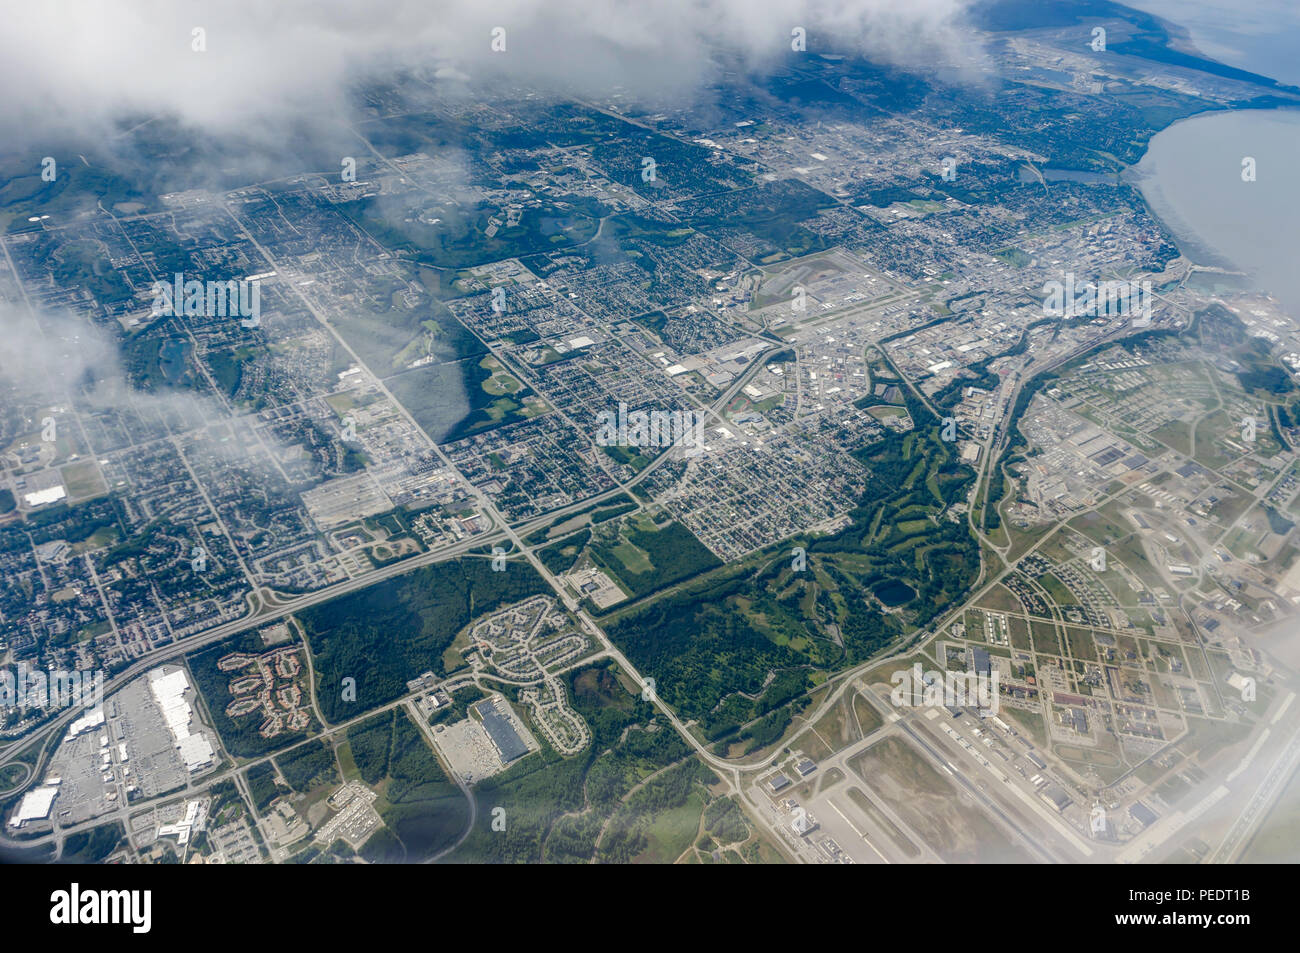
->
xmin=299 ymin=555 xmax=548 ymax=723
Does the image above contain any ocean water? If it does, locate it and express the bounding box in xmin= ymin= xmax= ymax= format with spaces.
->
xmin=1125 ymin=0 xmax=1300 ymax=89
xmin=1128 ymin=109 xmax=1300 ymax=317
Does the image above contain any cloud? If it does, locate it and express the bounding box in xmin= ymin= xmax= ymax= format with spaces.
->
xmin=0 ymin=0 xmax=979 ymax=142
xmin=0 ymin=301 xmax=292 ymax=477
xmin=0 ymin=0 xmax=984 ymax=443
xmin=0 ymin=304 xmax=108 ymax=413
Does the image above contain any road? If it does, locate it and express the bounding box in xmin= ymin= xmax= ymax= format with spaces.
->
xmin=5 ymin=240 xmax=1284 ymax=864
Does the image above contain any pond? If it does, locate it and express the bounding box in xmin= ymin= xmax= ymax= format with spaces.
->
xmin=873 ymin=579 xmax=916 ymax=607
xmin=159 ymin=338 xmax=191 ymax=384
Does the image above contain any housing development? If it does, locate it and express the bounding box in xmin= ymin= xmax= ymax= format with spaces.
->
xmin=0 ymin=0 xmax=1298 ymax=879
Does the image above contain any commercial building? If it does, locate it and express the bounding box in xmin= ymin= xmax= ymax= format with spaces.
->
xmin=148 ymin=668 xmax=215 ymax=773
xmin=473 ymin=698 xmax=529 ymax=764
xmin=9 ymin=784 xmax=59 ymax=827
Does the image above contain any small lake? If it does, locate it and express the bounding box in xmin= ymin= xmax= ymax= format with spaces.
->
xmin=159 ymin=338 xmax=190 ymax=384
xmin=873 ymin=579 xmax=916 ymax=607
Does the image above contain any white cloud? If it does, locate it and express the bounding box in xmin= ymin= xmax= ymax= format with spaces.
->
xmin=1 ymin=0 xmax=979 ymax=139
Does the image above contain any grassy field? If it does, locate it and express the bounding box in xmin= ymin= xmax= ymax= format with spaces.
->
xmin=61 ymin=460 xmax=107 ymax=501
xmin=1063 ymin=627 xmax=1098 ymax=661
xmin=589 ymin=516 xmax=720 ymax=599
xmin=808 ymin=690 xmax=881 ymax=757
xmin=1001 ymin=704 xmax=1048 ymax=748
xmin=1240 ymin=765 xmax=1300 ymax=862
xmin=847 ymin=736 xmax=1031 ymax=863
xmin=845 ymin=786 xmax=920 ymax=859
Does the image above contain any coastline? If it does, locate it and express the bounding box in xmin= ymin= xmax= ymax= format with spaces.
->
xmin=1122 ymin=106 xmax=1300 ymax=310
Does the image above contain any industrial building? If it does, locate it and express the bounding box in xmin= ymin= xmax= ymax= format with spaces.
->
xmin=147 ymin=667 xmax=215 ymax=773
xmin=473 ymin=698 xmax=529 ymax=764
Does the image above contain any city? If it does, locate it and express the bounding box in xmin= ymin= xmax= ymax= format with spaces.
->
xmin=0 ymin=0 xmax=1295 ymax=895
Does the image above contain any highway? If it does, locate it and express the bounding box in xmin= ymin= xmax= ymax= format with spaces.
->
xmin=6 ymin=251 xmax=1287 ymax=865
xmin=0 ymin=287 xmax=782 ymax=846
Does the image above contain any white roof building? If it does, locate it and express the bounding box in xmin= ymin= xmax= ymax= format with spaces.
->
xmin=67 ymin=708 xmax=105 ymax=737
xmin=177 ymin=735 xmax=215 ymax=773
xmin=157 ymin=799 xmax=207 ymax=847
xmin=9 ymin=787 xmax=58 ymax=827
xmin=147 ymin=667 xmax=214 ymax=773
xmin=23 ymin=485 xmax=66 ymax=507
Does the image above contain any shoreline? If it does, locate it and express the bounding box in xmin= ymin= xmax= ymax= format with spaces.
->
xmin=1122 ymin=106 xmax=1300 ymax=293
